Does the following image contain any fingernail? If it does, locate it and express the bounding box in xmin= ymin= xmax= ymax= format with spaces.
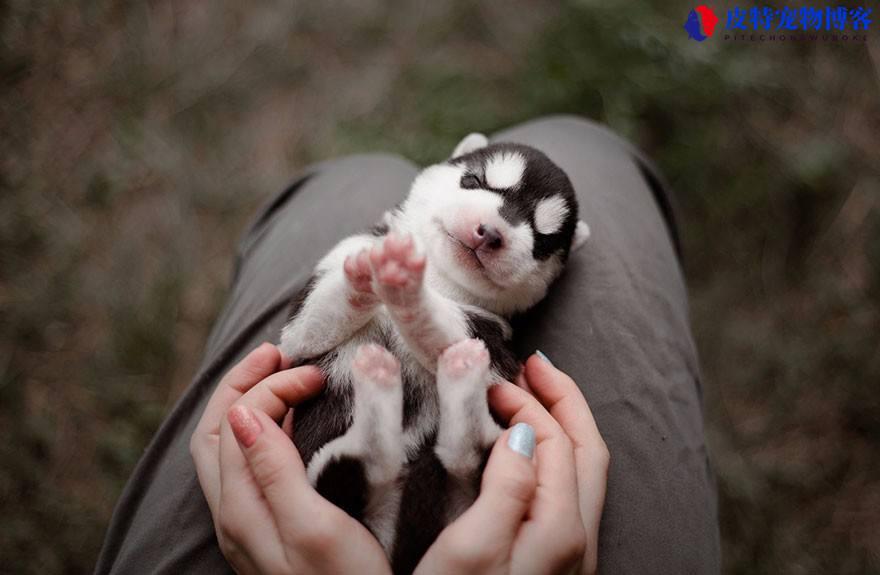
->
xmin=228 ymin=405 xmax=262 ymax=448
xmin=535 ymin=350 xmax=553 ymax=366
xmin=508 ymin=422 xmax=536 ymax=458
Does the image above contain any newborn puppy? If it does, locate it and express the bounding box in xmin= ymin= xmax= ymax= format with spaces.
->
xmin=279 ymin=133 xmax=589 ymax=574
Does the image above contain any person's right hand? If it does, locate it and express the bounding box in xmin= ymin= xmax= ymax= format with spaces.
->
xmin=513 ymin=353 xmax=610 ymax=575
xmin=415 ymin=352 xmax=610 ymax=575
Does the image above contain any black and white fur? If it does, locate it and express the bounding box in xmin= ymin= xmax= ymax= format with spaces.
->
xmin=279 ymin=133 xmax=589 ymax=574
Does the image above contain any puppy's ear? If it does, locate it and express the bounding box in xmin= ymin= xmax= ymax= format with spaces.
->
xmin=451 ymin=133 xmax=488 ymax=159
xmin=571 ymin=220 xmax=590 ymax=251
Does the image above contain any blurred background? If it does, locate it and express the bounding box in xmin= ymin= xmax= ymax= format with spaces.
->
xmin=1 ymin=0 xmax=878 ymax=573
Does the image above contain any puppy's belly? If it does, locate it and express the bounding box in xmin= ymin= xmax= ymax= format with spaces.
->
xmin=291 ymin=377 xmax=354 ymax=468
xmin=292 ymin=385 xmax=462 ymax=563
xmin=289 ymin=338 xmax=492 ymax=574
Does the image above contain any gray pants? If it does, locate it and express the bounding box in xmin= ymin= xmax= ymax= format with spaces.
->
xmin=95 ymin=116 xmax=720 ymax=574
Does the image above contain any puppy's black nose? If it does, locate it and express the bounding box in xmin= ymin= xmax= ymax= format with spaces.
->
xmin=473 ymin=224 xmax=503 ymax=250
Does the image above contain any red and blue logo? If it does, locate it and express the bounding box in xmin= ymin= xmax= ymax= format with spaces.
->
xmin=684 ymin=5 xmax=720 ymax=41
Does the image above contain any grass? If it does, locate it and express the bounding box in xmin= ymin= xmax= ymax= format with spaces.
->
xmin=1 ymin=1 xmax=878 ymax=573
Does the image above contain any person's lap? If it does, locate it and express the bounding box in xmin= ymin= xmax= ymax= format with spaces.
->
xmin=95 ymin=115 xmax=719 ymax=574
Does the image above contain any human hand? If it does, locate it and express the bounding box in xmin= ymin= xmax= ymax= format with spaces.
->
xmin=514 ymin=353 xmax=610 ymax=575
xmin=415 ymin=352 xmax=609 ymax=575
xmin=190 ymin=343 xmax=392 ymax=575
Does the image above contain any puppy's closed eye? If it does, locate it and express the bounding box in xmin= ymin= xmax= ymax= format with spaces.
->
xmin=460 ymin=174 xmax=482 ymax=189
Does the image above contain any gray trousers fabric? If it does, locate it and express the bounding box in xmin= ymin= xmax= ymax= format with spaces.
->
xmin=94 ymin=116 xmax=720 ymax=574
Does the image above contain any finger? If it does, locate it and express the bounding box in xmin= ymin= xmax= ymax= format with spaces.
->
xmin=191 ymin=342 xmax=281 ymax=516
xmin=513 ymin=367 xmax=532 ymax=392
xmin=227 ymin=405 xmax=325 ymax=537
xmin=218 ymin=365 xmax=323 ymax=523
xmin=215 ymin=406 xmax=301 ymax=571
xmin=194 ymin=343 xmax=282 ymax=439
xmin=488 ymin=382 xmax=581 ymax=523
xmin=446 ymin=424 xmax=538 ymax=550
xmin=235 ymin=364 xmax=324 ymax=422
xmin=224 ymin=343 xmax=285 ymax=392
xmin=524 ymin=354 xmax=610 ymax=573
xmin=281 ymin=408 xmax=294 ymax=436
xmin=490 ymin=381 xmax=586 ymax=573
xmin=523 ymin=353 xmax=610 ymax=493
xmin=488 ymin=380 xmax=567 ymax=443
xmin=523 ymin=354 xmax=604 ymax=453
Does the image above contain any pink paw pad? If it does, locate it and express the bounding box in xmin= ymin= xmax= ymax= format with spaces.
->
xmin=439 ymin=339 xmax=490 ymax=379
xmin=352 ymin=344 xmax=401 ymax=388
xmin=369 ymin=233 xmax=426 ymax=296
xmin=344 ymin=249 xmax=375 ymax=294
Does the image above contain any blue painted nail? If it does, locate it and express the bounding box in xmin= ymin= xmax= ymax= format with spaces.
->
xmin=508 ymin=423 xmax=536 ymax=458
xmin=535 ymin=350 xmax=553 ymax=365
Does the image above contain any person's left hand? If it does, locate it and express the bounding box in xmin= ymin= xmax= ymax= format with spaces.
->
xmin=190 ymin=342 xmax=392 ymax=575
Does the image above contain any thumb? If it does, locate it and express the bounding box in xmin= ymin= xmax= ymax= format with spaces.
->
xmin=451 ymin=423 xmax=537 ymax=546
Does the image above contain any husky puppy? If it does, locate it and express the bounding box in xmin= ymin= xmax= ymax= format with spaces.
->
xmin=279 ymin=133 xmax=589 ymax=574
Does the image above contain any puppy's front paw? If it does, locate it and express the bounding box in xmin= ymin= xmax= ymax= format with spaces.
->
xmin=369 ymin=232 xmax=426 ymax=309
xmin=343 ymin=248 xmax=378 ymax=309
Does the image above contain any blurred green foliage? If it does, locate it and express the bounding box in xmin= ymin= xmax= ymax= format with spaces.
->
xmin=1 ymin=1 xmax=878 ymax=573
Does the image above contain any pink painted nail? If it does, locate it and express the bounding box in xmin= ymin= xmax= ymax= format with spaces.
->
xmin=228 ymin=405 xmax=262 ymax=448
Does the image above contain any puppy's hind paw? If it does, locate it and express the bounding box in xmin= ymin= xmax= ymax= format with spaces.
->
xmin=352 ymin=344 xmax=402 ymax=392
xmin=438 ymin=338 xmax=490 ymax=382
xmin=435 ymin=338 xmax=498 ymax=477
xmin=349 ymin=344 xmax=405 ymax=485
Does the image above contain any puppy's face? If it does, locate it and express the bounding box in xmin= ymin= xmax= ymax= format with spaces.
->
xmin=404 ymin=134 xmax=589 ymax=314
